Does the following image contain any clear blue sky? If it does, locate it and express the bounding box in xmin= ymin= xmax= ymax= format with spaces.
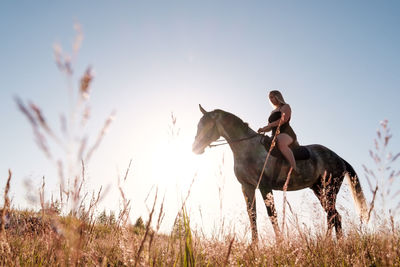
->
xmin=1 ymin=1 xmax=399 ymax=237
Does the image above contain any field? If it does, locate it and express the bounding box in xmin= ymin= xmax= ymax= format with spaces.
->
xmin=1 ymin=188 xmax=400 ymax=266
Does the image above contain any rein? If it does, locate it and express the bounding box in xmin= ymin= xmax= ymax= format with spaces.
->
xmin=209 ymin=134 xmax=260 ymax=148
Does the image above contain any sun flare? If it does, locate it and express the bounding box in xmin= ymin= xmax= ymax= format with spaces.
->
xmin=150 ymin=136 xmax=200 ymax=191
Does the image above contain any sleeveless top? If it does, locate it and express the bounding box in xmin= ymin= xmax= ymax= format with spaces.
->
xmin=268 ymin=105 xmax=297 ymax=142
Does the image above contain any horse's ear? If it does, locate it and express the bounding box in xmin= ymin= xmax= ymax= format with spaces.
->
xmin=199 ymin=104 xmax=207 ymax=114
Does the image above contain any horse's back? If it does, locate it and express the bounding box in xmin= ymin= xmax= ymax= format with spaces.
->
xmin=306 ymin=144 xmax=341 ymax=158
xmin=305 ymin=144 xmax=347 ymax=175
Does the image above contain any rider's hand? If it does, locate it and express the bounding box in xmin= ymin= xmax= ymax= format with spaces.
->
xmin=257 ymin=128 xmax=264 ymax=133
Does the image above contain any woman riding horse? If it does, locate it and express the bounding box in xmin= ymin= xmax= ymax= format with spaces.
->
xmin=258 ymin=90 xmax=297 ymax=172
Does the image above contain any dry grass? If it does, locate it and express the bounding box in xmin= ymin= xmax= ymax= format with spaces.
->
xmin=0 ymin=204 xmax=399 ymax=266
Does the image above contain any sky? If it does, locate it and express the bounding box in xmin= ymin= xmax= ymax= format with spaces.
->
xmin=0 ymin=1 xmax=399 ymax=240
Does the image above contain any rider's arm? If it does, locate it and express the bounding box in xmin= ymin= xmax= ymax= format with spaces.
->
xmin=258 ymin=104 xmax=291 ymax=133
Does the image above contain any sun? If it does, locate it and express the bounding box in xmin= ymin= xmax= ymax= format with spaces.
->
xmin=150 ymin=135 xmax=200 ymax=191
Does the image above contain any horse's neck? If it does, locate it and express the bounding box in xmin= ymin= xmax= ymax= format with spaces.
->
xmin=217 ymin=119 xmax=258 ymax=154
xmin=217 ymin=120 xmax=252 ymax=140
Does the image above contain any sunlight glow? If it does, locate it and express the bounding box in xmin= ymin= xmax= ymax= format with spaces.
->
xmin=150 ymin=135 xmax=200 ymax=195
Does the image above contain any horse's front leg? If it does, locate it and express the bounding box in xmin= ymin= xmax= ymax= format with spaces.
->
xmin=259 ymin=187 xmax=281 ymax=240
xmin=241 ymin=184 xmax=258 ymax=243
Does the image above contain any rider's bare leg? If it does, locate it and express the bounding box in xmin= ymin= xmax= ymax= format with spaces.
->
xmin=277 ymin=133 xmax=297 ymax=172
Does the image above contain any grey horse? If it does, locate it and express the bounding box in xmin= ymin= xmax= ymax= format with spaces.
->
xmin=192 ymin=105 xmax=367 ymax=242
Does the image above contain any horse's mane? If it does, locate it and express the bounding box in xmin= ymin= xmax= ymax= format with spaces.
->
xmin=213 ymin=109 xmax=250 ymax=132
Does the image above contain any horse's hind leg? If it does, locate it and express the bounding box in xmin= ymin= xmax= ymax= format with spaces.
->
xmin=311 ymin=174 xmax=344 ymax=238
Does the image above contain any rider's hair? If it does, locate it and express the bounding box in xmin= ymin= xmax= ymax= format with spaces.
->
xmin=269 ymin=90 xmax=286 ymax=107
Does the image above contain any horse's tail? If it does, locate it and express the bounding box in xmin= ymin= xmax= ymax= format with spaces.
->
xmin=342 ymin=159 xmax=369 ymax=222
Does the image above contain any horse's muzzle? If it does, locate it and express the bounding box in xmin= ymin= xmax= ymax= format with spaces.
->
xmin=192 ymin=142 xmax=205 ymax=154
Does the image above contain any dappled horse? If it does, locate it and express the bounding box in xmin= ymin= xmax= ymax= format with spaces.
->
xmin=192 ymin=105 xmax=367 ymax=242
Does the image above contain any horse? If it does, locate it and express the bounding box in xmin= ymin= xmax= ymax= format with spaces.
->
xmin=192 ymin=105 xmax=368 ymax=242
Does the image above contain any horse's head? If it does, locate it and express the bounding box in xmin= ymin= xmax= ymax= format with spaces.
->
xmin=192 ymin=105 xmax=221 ymax=154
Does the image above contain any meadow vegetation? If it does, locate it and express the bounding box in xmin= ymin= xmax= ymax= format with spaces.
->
xmin=1 ymin=26 xmax=400 ymax=266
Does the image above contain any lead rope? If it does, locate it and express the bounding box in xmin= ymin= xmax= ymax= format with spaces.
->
xmin=250 ymin=113 xmax=285 ymax=211
xmin=209 ymin=134 xmax=260 ymax=148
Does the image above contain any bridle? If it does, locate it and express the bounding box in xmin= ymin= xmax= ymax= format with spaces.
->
xmin=206 ymin=119 xmax=261 ymax=148
xmin=209 ymin=134 xmax=260 ymax=147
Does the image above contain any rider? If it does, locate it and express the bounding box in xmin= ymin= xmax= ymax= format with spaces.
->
xmin=258 ymin=90 xmax=297 ymax=172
